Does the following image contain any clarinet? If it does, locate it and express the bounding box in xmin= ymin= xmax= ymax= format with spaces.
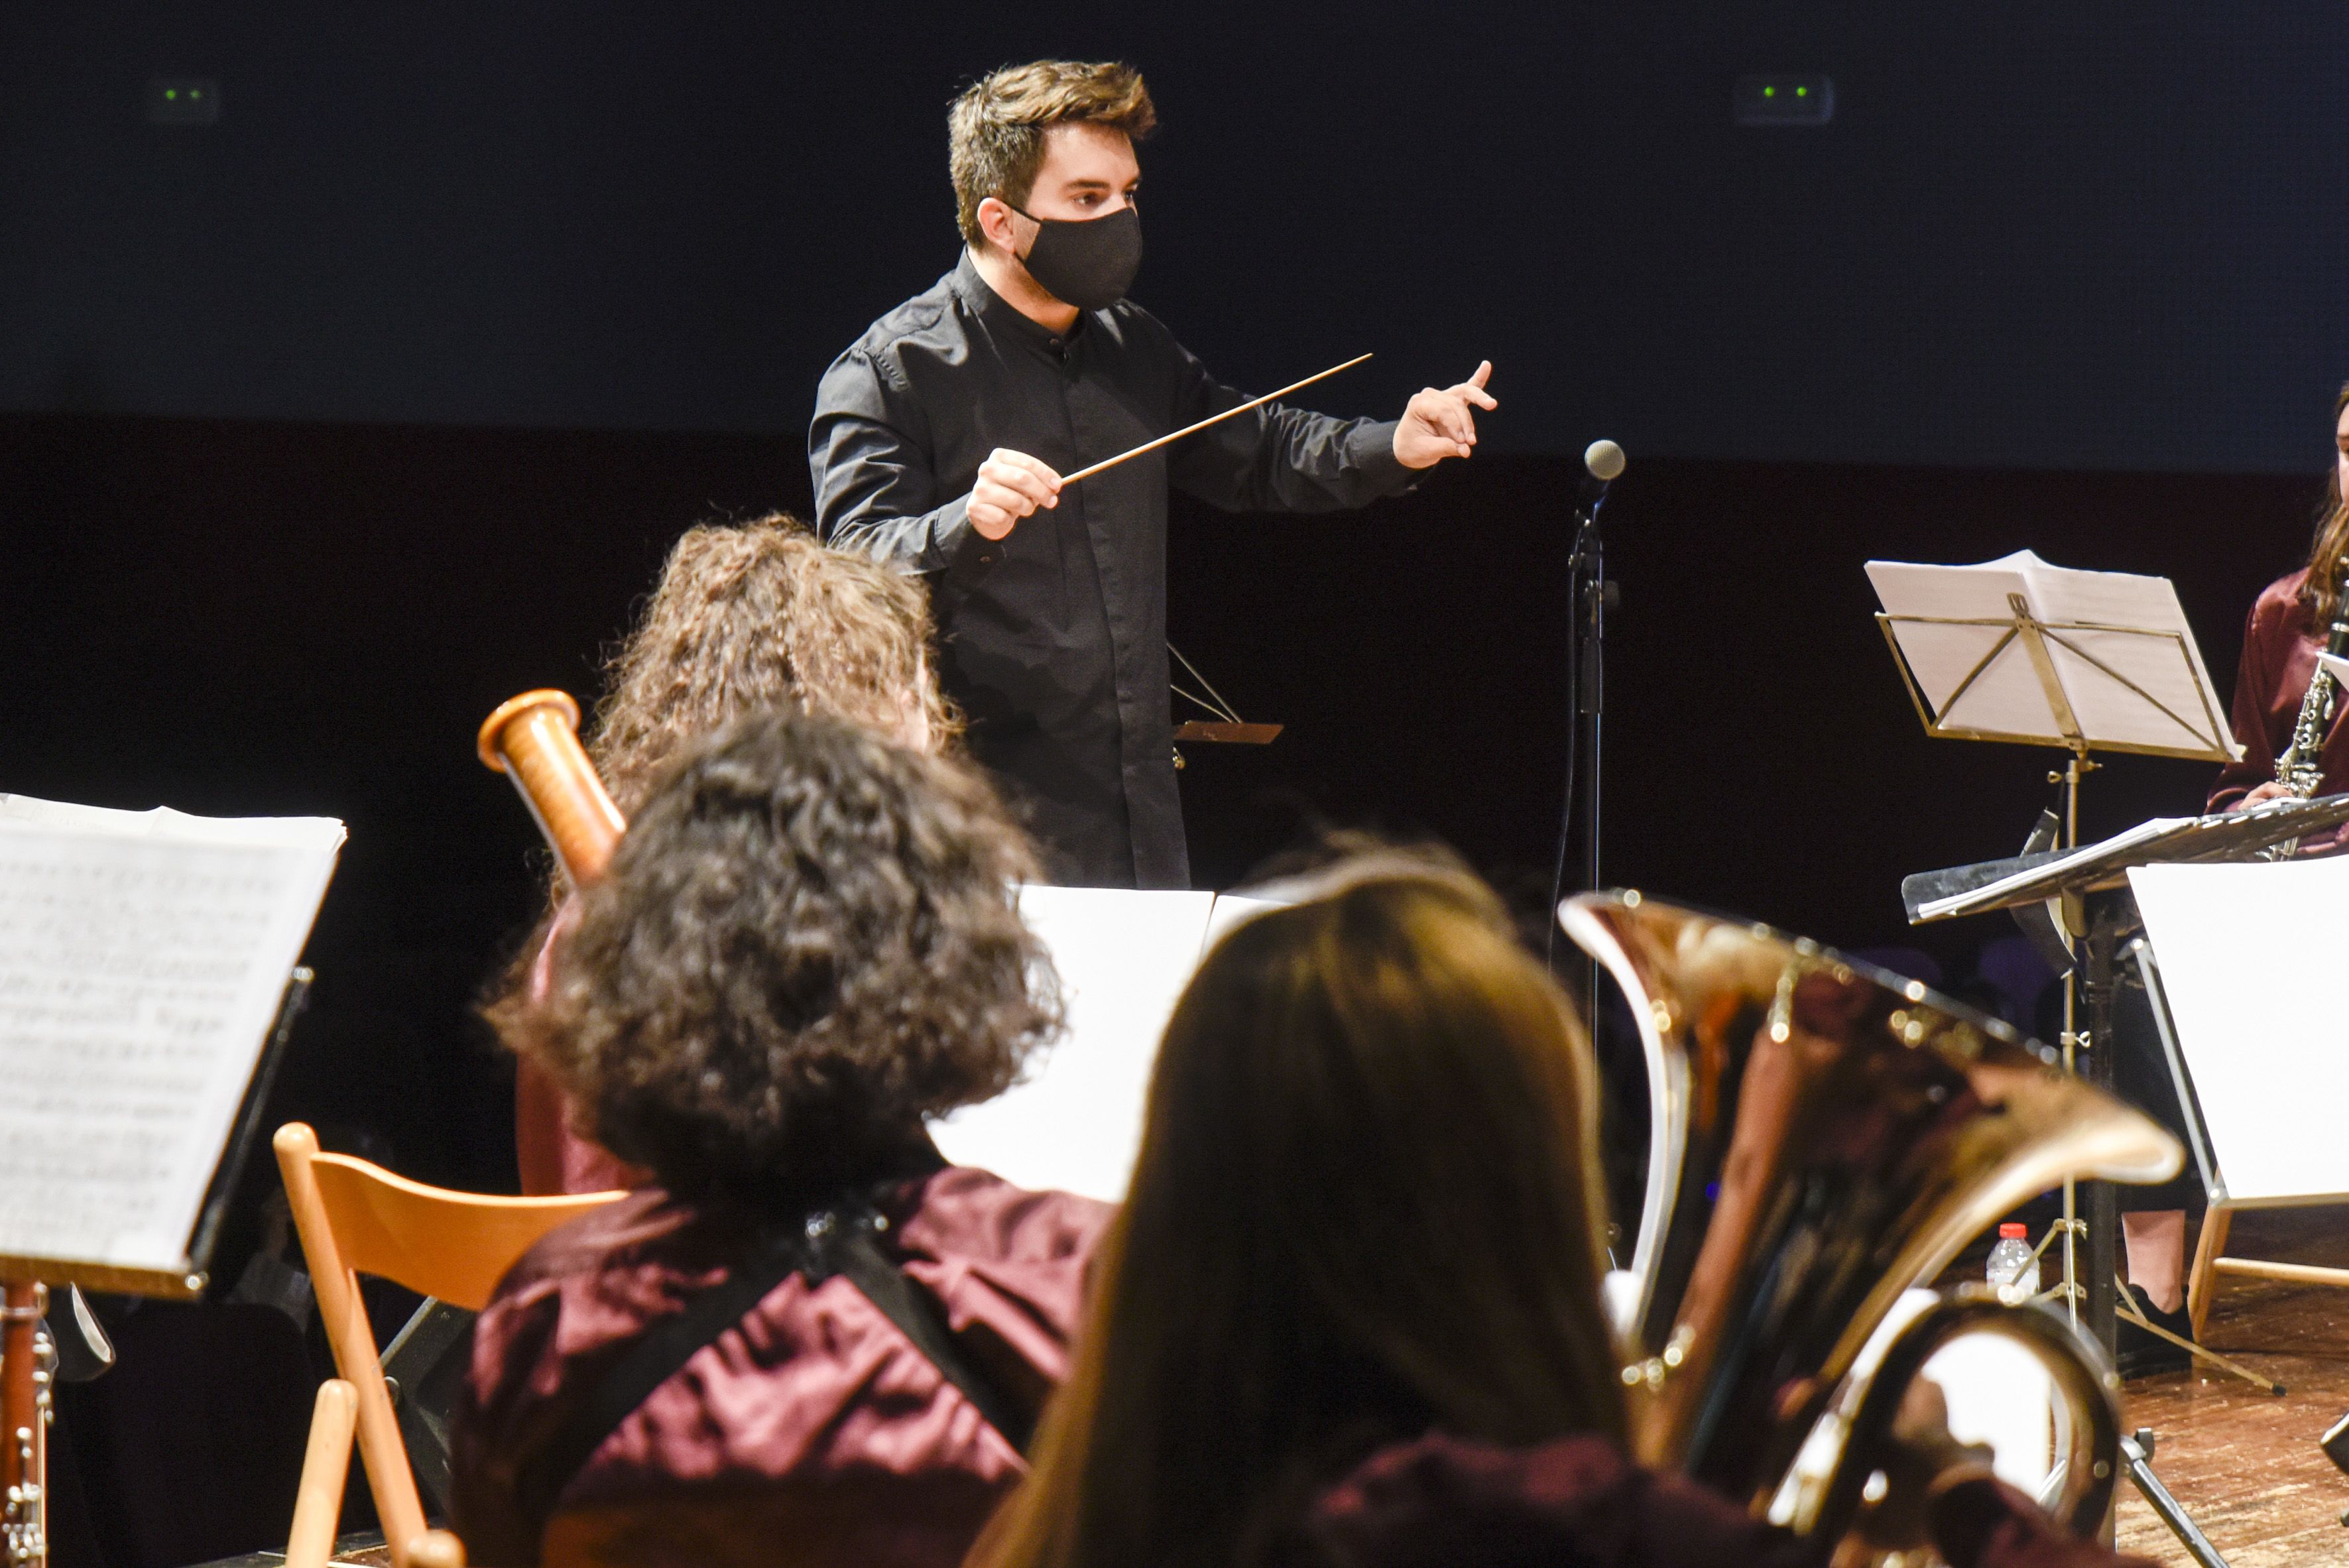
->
xmin=2277 ymin=557 xmax=2349 ymax=800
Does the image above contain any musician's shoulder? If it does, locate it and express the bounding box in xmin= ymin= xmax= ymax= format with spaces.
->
xmin=843 ymin=271 xmax=959 ymax=353
xmin=2255 ymin=567 xmax=2313 ymax=617
xmin=822 ymin=292 xmax=963 ymax=407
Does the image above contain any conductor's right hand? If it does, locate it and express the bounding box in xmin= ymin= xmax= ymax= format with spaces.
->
xmin=969 ymin=448 xmax=1061 ymax=540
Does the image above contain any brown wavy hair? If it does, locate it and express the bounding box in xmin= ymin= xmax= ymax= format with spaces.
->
xmin=949 ymin=61 xmax=1156 ymax=246
xmin=2301 ymin=381 xmax=2349 ymax=623
xmin=513 ymin=709 xmax=1057 ymax=1198
xmin=484 ymin=514 xmax=957 ymax=1037
xmin=971 ymin=859 xmax=1625 ymax=1568
xmin=589 ymin=514 xmax=955 ymax=817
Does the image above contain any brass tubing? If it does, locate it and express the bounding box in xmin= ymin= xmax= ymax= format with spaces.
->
xmin=477 ymin=690 xmax=626 ymax=886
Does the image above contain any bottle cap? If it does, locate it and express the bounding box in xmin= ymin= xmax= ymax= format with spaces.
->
xmin=1998 ymin=1223 xmax=2028 ymax=1240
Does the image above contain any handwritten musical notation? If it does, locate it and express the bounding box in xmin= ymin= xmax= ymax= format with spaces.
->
xmin=0 ymin=805 xmax=341 ymax=1273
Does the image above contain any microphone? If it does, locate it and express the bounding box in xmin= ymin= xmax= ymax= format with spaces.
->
xmin=1579 ymin=438 xmax=1626 ymax=511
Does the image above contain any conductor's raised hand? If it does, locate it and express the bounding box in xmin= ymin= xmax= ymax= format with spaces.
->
xmin=969 ymin=448 xmax=1061 ymax=540
xmin=1393 ymin=361 xmax=1498 ymax=469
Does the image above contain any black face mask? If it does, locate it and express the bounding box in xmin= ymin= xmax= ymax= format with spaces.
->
xmin=1011 ymin=204 xmax=1142 ymax=312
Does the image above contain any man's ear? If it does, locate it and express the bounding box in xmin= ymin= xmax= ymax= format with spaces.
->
xmin=975 ymin=196 xmax=1025 ymax=259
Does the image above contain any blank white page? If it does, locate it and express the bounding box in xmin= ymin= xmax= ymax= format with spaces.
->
xmin=0 ymin=810 xmax=342 ymax=1272
xmin=930 ymin=886 xmax=1216 ymax=1202
xmin=2128 ymin=857 xmax=2349 ymax=1203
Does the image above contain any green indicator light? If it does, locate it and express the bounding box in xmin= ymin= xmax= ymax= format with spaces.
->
xmin=164 ymin=88 xmax=178 ymax=99
xmin=190 ymin=90 xmax=202 ymax=99
xmin=1763 ymin=86 xmax=1776 ymax=97
xmin=1795 ymin=86 xmax=1808 ymax=97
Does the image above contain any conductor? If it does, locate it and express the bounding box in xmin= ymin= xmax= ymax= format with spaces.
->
xmin=811 ymin=60 xmax=1494 ymax=888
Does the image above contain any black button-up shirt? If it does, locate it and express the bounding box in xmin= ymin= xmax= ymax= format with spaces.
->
xmin=811 ymin=255 xmax=1410 ymax=888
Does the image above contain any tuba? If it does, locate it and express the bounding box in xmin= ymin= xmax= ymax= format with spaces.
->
xmin=1559 ymin=891 xmax=2182 ymax=1560
xmin=477 ymin=690 xmax=626 ymax=884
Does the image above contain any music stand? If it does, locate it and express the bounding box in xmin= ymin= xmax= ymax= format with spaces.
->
xmin=1870 ymin=552 xmax=2238 ymax=1358
xmin=0 ymin=798 xmax=341 ymax=1568
xmin=1168 ymin=642 xmax=1282 ymax=760
xmin=1899 ymin=808 xmax=2349 ymax=1568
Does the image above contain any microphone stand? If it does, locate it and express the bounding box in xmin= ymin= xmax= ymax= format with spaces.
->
xmin=1547 ymin=463 xmax=1617 ymax=1042
xmin=1573 ymin=491 xmax=1612 ymax=892
xmin=1572 ymin=488 xmax=1615 ymax=1040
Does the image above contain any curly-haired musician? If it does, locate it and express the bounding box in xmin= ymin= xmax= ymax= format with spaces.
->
xmin=2210 ymin=381 xmax=2349 ymax=811
xmin=455 ymin=709 xmax=1105 ymax=1567
xmin=499 ymin=514 xmax=955 ymax=1195
xmin=812 ymin=60 xmax=1496 ymax=890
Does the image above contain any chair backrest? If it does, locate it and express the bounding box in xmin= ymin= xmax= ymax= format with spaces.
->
xmin=304 ymin=1142 xmax=626 ymax=1312
xmin=273 ymin=1121 xmax=627 ymax=1567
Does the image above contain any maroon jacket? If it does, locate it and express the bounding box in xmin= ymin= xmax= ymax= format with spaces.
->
xmin=1300 ymin=1432 xmax=2152 ymax=1568
xmin=450 ymin=1166 xmax=1110 ymax=1568
xmin=2209 ymin=567 xmax=2349 ymax=810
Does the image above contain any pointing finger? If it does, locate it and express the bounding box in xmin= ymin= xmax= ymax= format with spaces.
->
xmin=1468 ymin=360 xmax=1492 ymax=389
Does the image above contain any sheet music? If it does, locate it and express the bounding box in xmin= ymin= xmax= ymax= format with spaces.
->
xmin=934 ymin=884 xmax=1299 ymax=1203
xmin=932 ymin=888 xmax=1215 ymax=1202
xmin=1201 ymin=892 xmax=1286 ymax=954
xmin=2128 ymin=857 xmax=2349 ymax=1203
xmin=1913 ymin=815 xmax=2191 ymax=922
xmin=0 ymin=801 xmax=341 ymax=1273
xmin=1867 ymin=549 xmax=2237 ymax=758
xmin=1868 ymin=554 xmax=2051 ymax=741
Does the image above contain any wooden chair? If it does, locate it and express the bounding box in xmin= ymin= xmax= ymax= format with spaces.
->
xmin=274 ymin=1121 xmax=627 ymax=1568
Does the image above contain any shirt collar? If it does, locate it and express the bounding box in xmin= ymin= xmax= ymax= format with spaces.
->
xmin=953 ymin=250 xmax=1086 ymax=355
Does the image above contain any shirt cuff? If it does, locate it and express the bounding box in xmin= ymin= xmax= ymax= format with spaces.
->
xmin=1345 ymin=419 xmax=1416 ymax=495
xmin=933 ymin=495 xmax=1004 ymax=582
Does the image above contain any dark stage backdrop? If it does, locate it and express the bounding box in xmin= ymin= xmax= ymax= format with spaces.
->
xmin=6 ymin=2 xmax=2349 ymax=472
xmin=0 ymin=410 xmax=2315 ymax=1195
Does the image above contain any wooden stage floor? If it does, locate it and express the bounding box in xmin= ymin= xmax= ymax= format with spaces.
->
xmin=2116 ymin=1210 xmax=2349 ymax=1566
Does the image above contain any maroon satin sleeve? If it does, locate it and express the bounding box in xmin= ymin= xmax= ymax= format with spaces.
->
xmin=2205 ymin=566 xmax=2349 ymax=814
xmin=1300 ymin=1432 xmax=2153 ymax=1568
xmin=2209 ymin=572 xmax=2302 ymax=810
xmin=512 ymin=900 xmax=654 ymax=1197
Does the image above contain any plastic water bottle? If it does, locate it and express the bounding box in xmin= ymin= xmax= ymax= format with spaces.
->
xmin=1986 ymin=1222 xmax=2040 ymax=1299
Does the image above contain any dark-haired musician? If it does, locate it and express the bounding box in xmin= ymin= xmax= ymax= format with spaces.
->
xmin=454 ymin=711 xmax=1107 ymax=1568
xmin=811 ymin=59 xmax=1494 ymax=890
xmin=2209 ymin=382 xmax=2349 ymax=811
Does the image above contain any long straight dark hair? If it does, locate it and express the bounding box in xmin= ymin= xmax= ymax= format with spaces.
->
xmin=971 ymin=862 xmax=1626 ymax=1568
xmin=2301 ymin=381 xmax=2349 ymax=622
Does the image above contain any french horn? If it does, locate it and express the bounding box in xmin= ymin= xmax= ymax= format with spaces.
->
xmin=1559 ymin=891 xmax=2182 ymax=1560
